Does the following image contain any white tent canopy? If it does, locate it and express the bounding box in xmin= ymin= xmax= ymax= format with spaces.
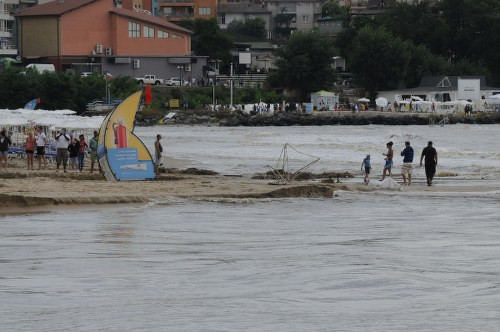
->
xmin=0 ymin=108 xmax=104 ymax=130
xmin=486 ymin=93 xmax=500 ymax=100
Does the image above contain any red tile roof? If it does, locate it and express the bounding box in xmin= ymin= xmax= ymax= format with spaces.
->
xmin=18 ymin=0 xmax=97 ymax=16
xmin=110 ymin=8 xmax=192 ymax=35
xmin=17 ymin=0 xmax=192 ymax=35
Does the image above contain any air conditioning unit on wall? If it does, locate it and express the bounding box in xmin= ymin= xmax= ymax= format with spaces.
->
xmin=96 ymin=44 xmax=103 ymax=54
xmin=105 ymin=47 xmax=113 ymax=56
xmin=133 ymin=59 xmax=140 ymax=69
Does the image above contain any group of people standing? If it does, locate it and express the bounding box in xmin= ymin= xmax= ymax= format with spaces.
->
xmin=361 ymin=140 xmax=438 ymax=186
xmin=54 ymin=129 xmax=99 ymax=173
xmin=0 ymin=126 xmax=100 ymax=173
xmin=0 ymin=126 xmax=48 ymax=170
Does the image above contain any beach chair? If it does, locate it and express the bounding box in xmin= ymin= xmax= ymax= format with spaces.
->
xmin=45 ymin=150 xmax=57 ymax=164
xmin=7 ymin=147 xmax=25 ymax=162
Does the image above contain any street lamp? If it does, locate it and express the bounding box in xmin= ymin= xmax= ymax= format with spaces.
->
xmin=177 ymin=65 xmax=183 ymax=85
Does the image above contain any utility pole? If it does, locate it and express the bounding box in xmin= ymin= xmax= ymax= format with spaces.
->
xmin=212 ymin=73 xmax=216 ymax=109
xmin=230 ymin=62 xmax=233 ymax=107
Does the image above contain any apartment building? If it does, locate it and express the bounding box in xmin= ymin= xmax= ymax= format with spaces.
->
xmin=266 ymin=0 xmax=322 ymax=33
xmin=0 ymin=0 xmax=18 ymax=56
xmin=158 ymin=0 xmax=217 ymax=23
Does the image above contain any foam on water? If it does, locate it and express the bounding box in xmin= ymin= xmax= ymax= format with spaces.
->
xmin=137 ymin=124 xmax=500 ymax=177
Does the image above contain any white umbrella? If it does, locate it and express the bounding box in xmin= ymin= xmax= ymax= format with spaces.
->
xmin=358 ymin=98 xmax=370 ymax=103
xmin=375 ymin=97 xmax=388 ymax=107
xmin=411 ymin=96 xmax=423 ymax=101
xmin=0 ymin=118 xmax=30 ymax=126
xmin=487 ymin=94 xmax=500 ymax=100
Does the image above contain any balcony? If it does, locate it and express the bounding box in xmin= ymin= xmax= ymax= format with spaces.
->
xmin=0 ymin=43 xmax=17 ymax=55
xmin=158 ymin=0 xmax=193 ymax=3
xmin=0 ymin=9 xmax=15 ymax=20
xmin=160 ymin=13 xmax=194 ymax=21
xmin=0 ymin=28 xmax=13 ymax=38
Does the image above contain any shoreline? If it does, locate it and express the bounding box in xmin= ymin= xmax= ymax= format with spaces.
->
xmin=144 ymin=110 xmax=500 ymax=126
xmin=2 ymin=160 xmax=499 ymax=215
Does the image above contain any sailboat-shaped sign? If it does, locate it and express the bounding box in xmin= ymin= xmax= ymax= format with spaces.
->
xmin=97 ymin=91 xmax=155 ymax=181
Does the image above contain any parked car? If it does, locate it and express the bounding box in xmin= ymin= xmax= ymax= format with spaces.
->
xmin=25 ymin=63 xmax=55 ymax=73
xmin=165 ymin=77 xmax=189 ymax=86
xmin=135 ymin=75 xmax=164 ymax=85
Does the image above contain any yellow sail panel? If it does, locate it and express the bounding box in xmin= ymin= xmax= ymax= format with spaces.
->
xmin=105 ymin=91 xmax=141 ymax=149
xmin=97 ymin=91 xmax=155 ymax=181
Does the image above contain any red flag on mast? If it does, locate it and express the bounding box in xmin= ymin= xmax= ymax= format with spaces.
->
xmin=144 ymin=84 xmax=152 ymax=105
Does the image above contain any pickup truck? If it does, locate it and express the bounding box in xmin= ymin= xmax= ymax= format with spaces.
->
xmin=135 ymin=75 xmax=164 ymax=85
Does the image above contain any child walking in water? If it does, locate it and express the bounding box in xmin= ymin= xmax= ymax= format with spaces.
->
xmin=361 ymin=154 xmax=371 ymax=184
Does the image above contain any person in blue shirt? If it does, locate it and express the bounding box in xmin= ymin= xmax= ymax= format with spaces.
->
xmin=361 ymin=154 xmax=371 ymax=184
xmin=400 ymin=141 xmax=414 ymax=186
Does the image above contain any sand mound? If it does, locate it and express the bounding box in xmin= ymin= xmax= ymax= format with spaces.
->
xmin=216 ymin=184 xmax=334 ymax=199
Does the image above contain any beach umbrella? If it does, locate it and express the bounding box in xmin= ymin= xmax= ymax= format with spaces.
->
xmin=375 ymin=97 xmax=388 ymax=107
xmin=358 ymin=98 xmax=370 ymax=103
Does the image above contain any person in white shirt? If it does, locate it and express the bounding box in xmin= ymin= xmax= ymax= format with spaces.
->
xmin=55 ymin=128 xmax=70 ymax=172
xmin=35 ymin=126 xmax=48 ymax=170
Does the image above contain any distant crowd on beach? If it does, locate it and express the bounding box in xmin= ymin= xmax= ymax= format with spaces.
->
xmin=0 ymin=127 xmax=100 ymax=173
xmin=361 ymin=140 xmax=438 ymax=186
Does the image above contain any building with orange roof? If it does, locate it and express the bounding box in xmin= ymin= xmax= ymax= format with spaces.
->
xmin=17 ymin=0 xmax=208 ymax=81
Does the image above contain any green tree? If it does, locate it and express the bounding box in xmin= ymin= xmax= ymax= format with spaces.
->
xmin=226 ymin=20 xmax=245 ymax=35
xmin=348 ymin=26 xmax=412 ymax=94
xmin=38 ymin=72 xmax=78 ymax=110
xmin=0 ymin=67 xmax=39 ymax=109
xmin=109 ymin=76 xmax=140 ymax=99
xmin=404 ymin=44 xmax=448 ymax=88
xmin=274 ymin=12 xmax=295 ymax=39
xmin=268 ymin=31 xmax=336 ymax=99
xmin=321 ymin=0 xmax=349 ymax=20
xmin=241 ymin=17 xmax=266 ymax=39
xmin=178 ymin=18 xmax=233 ymax=68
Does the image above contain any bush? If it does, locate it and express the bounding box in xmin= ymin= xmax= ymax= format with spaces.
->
xmin=0 ymin=68 xmax=139 ymax=114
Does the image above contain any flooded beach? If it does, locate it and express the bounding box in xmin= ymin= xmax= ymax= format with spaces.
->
xmin=1 ymin=124 xmax=500 ymax=331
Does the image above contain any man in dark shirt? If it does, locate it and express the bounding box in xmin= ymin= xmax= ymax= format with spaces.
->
xmin=420 ymin=141 xmax=438 ymax=186
xmin=401 ymin=141 xmax=414 ymax=186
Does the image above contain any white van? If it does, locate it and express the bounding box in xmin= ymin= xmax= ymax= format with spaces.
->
xmin=25 ymin=63 xmax=55 ymax=73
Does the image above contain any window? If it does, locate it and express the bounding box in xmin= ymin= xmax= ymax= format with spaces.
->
xmin=198 ymin=7 xmax=211 ymax=15
xmin=158 ymin=30 xmax=169 ymax=38
xmin=143 ymin=25 xmax=154 ymax=38
xmin=163 ymin=7 xmax=172 ymax=14
xmin=172 ymin=34 xmax=183 ymax=39
xmin=302 ymin=15 xmax=309 ymax=23
xmin=115 ymin=0 xmax=123 ymax=8
xmin=128 ymin=22 xmax=140 ymax=38
xmin=218 ymin=13 xmax=226 ymax=24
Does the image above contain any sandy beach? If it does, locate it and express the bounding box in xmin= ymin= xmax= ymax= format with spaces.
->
xmin=2 ymin=156 xmax=499 ymax=215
